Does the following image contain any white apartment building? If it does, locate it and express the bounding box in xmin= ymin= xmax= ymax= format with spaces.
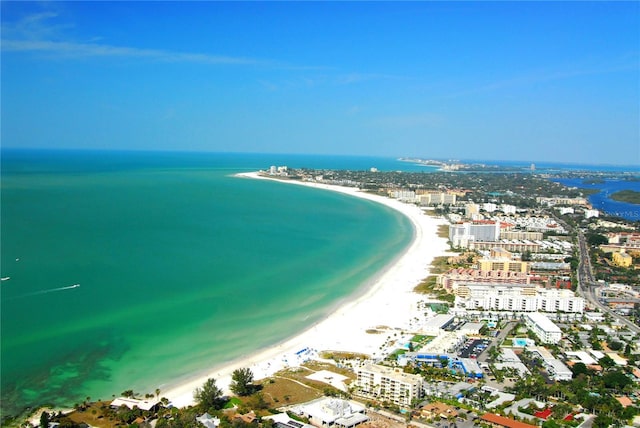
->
xmin=355 ymin=364 xmax=424 ymax=406
xmin=449 ymin=222 xmax=500 ymax=248
xmin=536 ymin=197 xmax=588 ymax=206
xmin=483 ymin=203 xmax=498 ymax=213
xmin=584 ymin=209 xmax=599 ymax=218
xmin=558 ymin=207 xmax=575 ymax=215
xmin=391 ymin=189 xmax=417 ymax=203
xmin=501 ymin=204 xmax=517 ymax=215
xmin=454 ymin=283 xmax=584 ymax=313
xmin=524 ymin=313 xmax=562 ymax=344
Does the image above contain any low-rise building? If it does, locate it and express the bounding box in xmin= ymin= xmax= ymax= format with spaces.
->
xmin=481 ymin=413 xmax=539 ymax=428
xmin=480 ymin=413 xmax=538 ymax=428
xmin=263 ymin=413 xmax=315 ymax=428
xmin=110 ymin=397 xmax=159 ymax=411
xmin=196 ymin=413 xmax=221 ymax=428
xmin=291 ymin=398 xmax=368 ymax=428
xmin=613 ymin=251 xmax=633 ymax=267
xmin=418 ymin=402 xmax=458 ymax=420
xmin=545 ymin=359 xmax=573 ymax=381
xmin=524 ymin=313 xmax=562 ymax=344
xmin=422 ymin=314 xmax=455 ymax=336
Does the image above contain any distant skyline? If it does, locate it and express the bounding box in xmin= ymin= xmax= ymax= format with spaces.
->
xmin=2 ymin=1 xmax=639 ymax=166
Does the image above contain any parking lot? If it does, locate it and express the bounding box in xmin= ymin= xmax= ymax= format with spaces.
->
xmin=457 ymin=338 xmax=491 ymax=359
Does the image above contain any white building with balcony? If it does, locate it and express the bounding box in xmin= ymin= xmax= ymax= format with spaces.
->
xmin=355 ymin=364 xmax=423 ymax=406
xmin=524 ymin=313 xmax=562 ymax=344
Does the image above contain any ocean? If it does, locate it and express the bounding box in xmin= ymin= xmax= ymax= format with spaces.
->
xmin=2 ymin=150 xmax=637 ymax=418
xmin=0 ymin=150 xmax=420 ymax=418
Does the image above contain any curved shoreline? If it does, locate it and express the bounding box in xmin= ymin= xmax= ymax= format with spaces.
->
xmin=163 ymin=172 xmax=450 ymax=407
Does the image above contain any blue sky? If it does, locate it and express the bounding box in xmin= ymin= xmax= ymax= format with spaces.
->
xmin=2 ymin=1 xmax=639 ymax=165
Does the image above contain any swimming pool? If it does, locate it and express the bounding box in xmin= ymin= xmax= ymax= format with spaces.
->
xmin=513 ymin=338 xmax=531 ymax=347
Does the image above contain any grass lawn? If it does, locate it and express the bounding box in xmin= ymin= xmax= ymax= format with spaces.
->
xmin=66 ymin=402 xmax=119 ymax=428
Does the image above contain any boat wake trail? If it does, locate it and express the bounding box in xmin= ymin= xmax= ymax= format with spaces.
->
xmin=5 ymin=284 xmax=80 ymax=301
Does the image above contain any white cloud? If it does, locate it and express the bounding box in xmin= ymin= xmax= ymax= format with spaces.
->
xmin=1 ymin=39 xmax=267 ymax=65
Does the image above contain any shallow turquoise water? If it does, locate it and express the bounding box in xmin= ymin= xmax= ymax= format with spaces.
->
xmin=1 ymin=150 xmax=413 ymax=416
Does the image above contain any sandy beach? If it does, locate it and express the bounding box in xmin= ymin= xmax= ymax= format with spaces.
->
xmin=163 ymin=172 xmax=450 ymax=408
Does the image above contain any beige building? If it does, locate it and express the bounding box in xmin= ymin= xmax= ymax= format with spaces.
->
xmin=473 ymin=240 xmax=541 ymax=253
xmin=500 ymin=231 xmax=543 ymax=241
xmin=417 ymin=192 xmax=456 ymax=206
xmin=478 ymin=258 xmax=529 ymax=273
xmin=613 ymin=251 xmax=633 ymax=267
xmin=438 ymin=268 xmax=530 ymax=291
xmin=355 ymin=364 xmax=423 ymax=406
xmin=465 ymin=203 xmax=480 ymax=218
xmin=419 ymin=402 xmax=458 ymax=420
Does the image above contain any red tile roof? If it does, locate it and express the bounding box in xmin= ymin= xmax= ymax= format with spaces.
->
xmin=534 ymin=408 xmax=552 ymax=419
xmin=481 ymin=413 xmax=538 ymax=428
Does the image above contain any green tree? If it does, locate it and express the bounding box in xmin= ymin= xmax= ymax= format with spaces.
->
xmin=155 ymin=410 xmax=198 ymax=428
xmin=571 ymin=362 xmax=590 ymax=378
xmin=230 ymin=368 xmax=254 ymax=396
xmin=625 ymin=343 xmax=633 ymax=356
xmin=40 ymin=411 xmax=50 ymax=428
xmin=121 ymin=389 xmax=135 ymax=398
xmin=603 ymin=370 xmax=632 ymax=390
xmin=608 ymin=341 xmax=623 ymax=351
xmin=587 ymin=233 xmax=608 ymax=246
xmin=194 ymin=378 xmax=224 ymax=410
xmin=593 ymin=414 xmax=613 ymax=428
xmin=598 ymin=355 xmax=616 ymax=370
xmin=249 ymin=392 xmax=269 ymax=410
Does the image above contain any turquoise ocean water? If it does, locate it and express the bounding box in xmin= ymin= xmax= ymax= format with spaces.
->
xmin=1 ymin=150 xmax=419 ymax=417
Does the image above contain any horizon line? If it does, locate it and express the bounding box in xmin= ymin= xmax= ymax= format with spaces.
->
xmin=1 ymin=146 xmax=639 ymax=170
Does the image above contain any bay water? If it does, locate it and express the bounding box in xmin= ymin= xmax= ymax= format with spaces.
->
xmin=1 ymin=150 xmax=416 ymax=417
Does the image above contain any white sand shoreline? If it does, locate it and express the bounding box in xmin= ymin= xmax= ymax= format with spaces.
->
xmin=163 ymin=171 xmax=450 ymax=408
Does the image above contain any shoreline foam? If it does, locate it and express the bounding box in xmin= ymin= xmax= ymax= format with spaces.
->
xmin=163 ymin=171 xmax=450 ymax=407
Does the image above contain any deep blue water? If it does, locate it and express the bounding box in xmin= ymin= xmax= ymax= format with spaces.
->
xmin=552 ymin=177 xmax=640 ymax=221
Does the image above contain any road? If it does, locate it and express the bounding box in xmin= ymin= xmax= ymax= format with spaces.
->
xmin=576 ymin=230 xmax=640 ymax=334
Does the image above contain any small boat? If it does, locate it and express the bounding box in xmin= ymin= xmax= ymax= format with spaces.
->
xmin=1 ymin=277 xmax=10 ymax=281
xmin=71 ymin=284 xmax=80 ymax=288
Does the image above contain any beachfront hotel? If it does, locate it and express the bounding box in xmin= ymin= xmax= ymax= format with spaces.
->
xmin=354 ymin=364 xmax=424 ymax=406
xmin=453 ymin=283 xmax=584 ymax=313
